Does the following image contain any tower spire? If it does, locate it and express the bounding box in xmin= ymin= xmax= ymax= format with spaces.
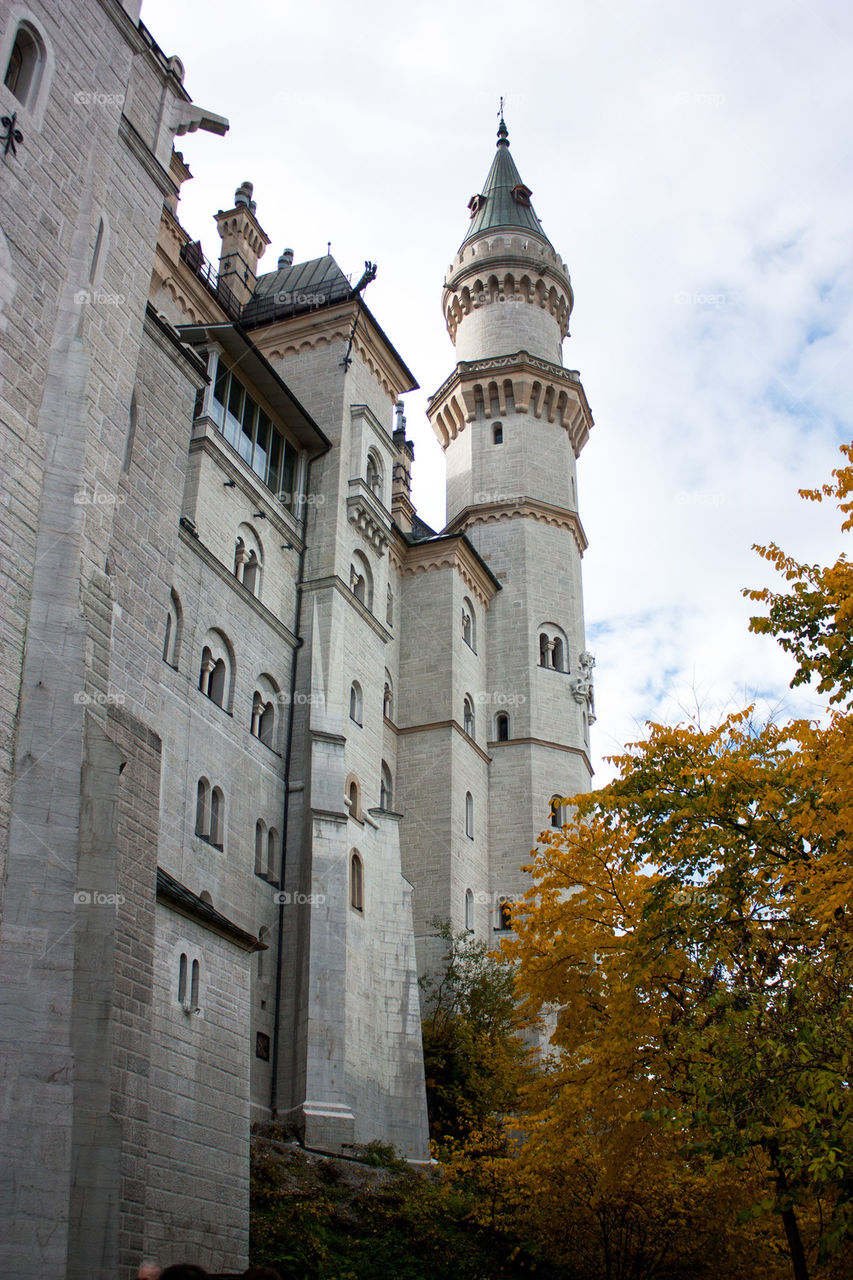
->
xmin=461 ymin=117 xmax=549 ymax=248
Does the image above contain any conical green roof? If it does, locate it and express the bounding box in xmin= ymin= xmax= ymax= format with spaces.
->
xmin=460 ymin=120 xmax=552 ymax=249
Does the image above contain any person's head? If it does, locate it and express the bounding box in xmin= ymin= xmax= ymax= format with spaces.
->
xmin=158 ymin=1267 xmax=208 ymax=1280
xmin=136 ymin=1263 xmax=161 ymax=1280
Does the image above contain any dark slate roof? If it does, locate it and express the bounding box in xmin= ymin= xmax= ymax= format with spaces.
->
xmin=461 ymin=120 xmax=552 ymax=249
xmin=156 ymin=867 xmax=264 ymax=951
xmin=242 ymin=254 xmax=352 ymax=327
xmin=409 ymin=513 xmax=439 ymax=542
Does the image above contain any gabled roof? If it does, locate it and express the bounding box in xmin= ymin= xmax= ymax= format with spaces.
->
xmin=461 ymin=120 xmax=552 ymax=249
xmin=242 ymin=254 xmax=352 ymax=327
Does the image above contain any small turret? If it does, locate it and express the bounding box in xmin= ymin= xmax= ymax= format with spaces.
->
xmin=391 ymin=400 xmax=416 ymax=534
xmin=214 ymin=181 xmax=271 ymax=308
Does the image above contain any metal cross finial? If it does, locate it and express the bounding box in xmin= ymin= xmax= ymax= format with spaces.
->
xmin=498 ymin=96 xmax=505 ymax=121
xmin=2 ymin=112 xmax=23 ymax=157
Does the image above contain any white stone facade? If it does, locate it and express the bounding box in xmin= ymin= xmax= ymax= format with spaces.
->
xmin=0 ymin=8 xmax=594 ymax=1278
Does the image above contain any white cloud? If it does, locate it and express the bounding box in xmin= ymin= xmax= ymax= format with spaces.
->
xmin=141 ymin=0 xmax=853 ymax=777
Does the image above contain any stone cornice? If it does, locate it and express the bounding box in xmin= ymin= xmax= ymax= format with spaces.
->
xmin=487 ymin=735 xmax=593 ymax=775
xmin=394 ymin=719 xmax=492 ymax=765
xmin=119 ymin=114 xmax=176 ymax=200
xmin=178 ymin=525 xmax=299 ymax=649
xmin=188 ymin=426 xmax=305 ymax=548
xmin=427 ymin=350 xmax=593 ymax=458
xmin=397 ymin=536 xmax=500 ymax=611
xmin=250 ymin=301 xmax=417 ymax=403
xmin=445 ymin=498 xmax=588 ymax=556
xmin=347 ymin=478 xmax=392 ymax=554
xmin=298 ymin=575 xmax=393 ymax=643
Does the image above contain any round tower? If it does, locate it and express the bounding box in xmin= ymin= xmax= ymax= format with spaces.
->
xmin=427 ymin=117 xmax=596 ymax=931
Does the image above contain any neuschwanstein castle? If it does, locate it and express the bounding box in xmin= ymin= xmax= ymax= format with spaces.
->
xmin=0 ymin=2 xmax=596 ymax=1276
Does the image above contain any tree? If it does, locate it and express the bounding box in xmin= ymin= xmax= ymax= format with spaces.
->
xmin=505 ymin=445 xmax=853 ymax=1280
xmin=419 ymin=918 xmax=533 ymax=1149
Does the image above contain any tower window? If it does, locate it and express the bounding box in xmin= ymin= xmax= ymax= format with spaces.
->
xmin=190 ymin=958 xmax=200 ymax=1010
xmin=461 ymin=598 xmax=477 ymax=651
xmin=195 ymin=778 xmax=211 ymax=839
xmin=465 ymin=888 xmax=474 ymax=931
xmin=366 ymin=450 xmax=383 ymax=501
xmin=495 ymin=712 xmax=510 ymax=741
xmin=349 ymin=681 xmax=363 ymax=725
xmin=210 ymin=787 xmax=224 ymax=848
xmin=380 ymin=761 xmax=393 ymax=811
xmin=254 ymin=820 xmax=266 ymax=875
xmin=463 ymin=695 xmax=475 ymax=738
xmin=493 ymin=422 xmax=503 ymax=445
xmin=383 ymin=677 xmax=393 ymax=720
xmin=350 ymin=851 xmax=364 ymax=912
xmin=349 ymin=551 xmax=373 ymax=611
xmin=178 ymin=952 xmax=188 ymax=1003
xmin=346 ymin=776 xmax=362 ymax=821
xmin=538 ymin=628 xmax=569 ymax=674
xmin=465 ymin=791 xmax=474 ymax=839
xmin=496 ymin=900 xmax=513 ymax=931
xmin=4 ymin=22 xmax=45 ymax=109
xmin=550 ymin=796 xmax=566 ymax=829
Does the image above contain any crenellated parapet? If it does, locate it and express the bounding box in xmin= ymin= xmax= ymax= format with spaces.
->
xmin=427 ymin=349 xmax=593 ymax=458
xmin=442 ymin=231 xmax=573 ymax=352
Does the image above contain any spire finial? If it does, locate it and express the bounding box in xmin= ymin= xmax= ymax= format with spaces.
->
xmin=497 ymin=99 xmax=509 ymax=148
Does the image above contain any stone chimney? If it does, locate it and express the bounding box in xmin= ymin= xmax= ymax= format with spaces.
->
xmin=278 ymin=248 xmax=294 ymax=269
xmin=391 ymin=400 xmax=416 ymax=534
xmin=213 ymin=181 xmax=271 ymax=308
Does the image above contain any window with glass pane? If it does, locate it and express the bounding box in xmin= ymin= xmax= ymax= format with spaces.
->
xmin=267 ymin=428 xmax=283 ymax=495
xmin=281 ymin=446 xmax=296 ymax=512
xmin=254 ymin=411 xmax=270 ymax=481
xmin=239 ymin=396 xmax=255 ymax=464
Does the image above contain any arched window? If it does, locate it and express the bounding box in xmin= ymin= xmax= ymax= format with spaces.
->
xmin=250 ymin=675 xmax=279 ymax=748
xmin=178 ymin=952 xmax=188 ymax=1003
xmin=195 ymin=778 xmax=211 ymax=838
xmin=383 ymin=673 xmax=393 ymax=720
xmin=4 ymin=21 xmax=45 ymax=110
xmin=190 ymin=958 xmax=200 ymax=1009
xmin=380 ymin=761 xmax=393 ymax=811
xmin=267 ymin=828 xmax=278 ymax=880
xmin=346 ymin=776 xmax=361 ymax=821
xmin=198 ymin=630 xmax=233 ymax=710
xmin=234 ymin=524 xmax=264 ymax=598
xmin=163 ymin=588 xmax=181 ymax=666
xmin=465 ymin=888 xmax=474 ymax=931
xmin=366 ymin=450 xmax=383 ymax=500
xmin=465 ymin=791 xmax=474 ymax=839
xmin=349 ymin=551 xmax=373 ymax=611
xmin=386 ymin=585 xmax=394 ymax=626
xmin=493 ymin=422 xmax=503 ymax=445
xmin=550 ymin=796 xmax=565 ymax=829
xmin=495 ymin=712 xmax=509 ymax=741
xmin=349 ymin=681 xmax=363 ymax=725
xmin=254 ymin=819 xmax=266 ymax=875
xmin=463 ymin=695 xmax=475 ymax=738
xmin=538 ymin=626 xmax=569 ymax=674
xmin=461 ymin=598 xmax=476 ymax=651
xmin=497 ymin=899 xmax=513 ymax=931
xmin=350 ymin=851 xmax=364 ymax=912
xmin=210 ymin=786 xmax=224 ymax=848
xmin=243 ymin=550 xmax=261 ymax=595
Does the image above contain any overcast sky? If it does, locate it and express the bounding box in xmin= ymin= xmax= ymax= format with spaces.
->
xmin=140 ymin=0 xmax=853 ymax=780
